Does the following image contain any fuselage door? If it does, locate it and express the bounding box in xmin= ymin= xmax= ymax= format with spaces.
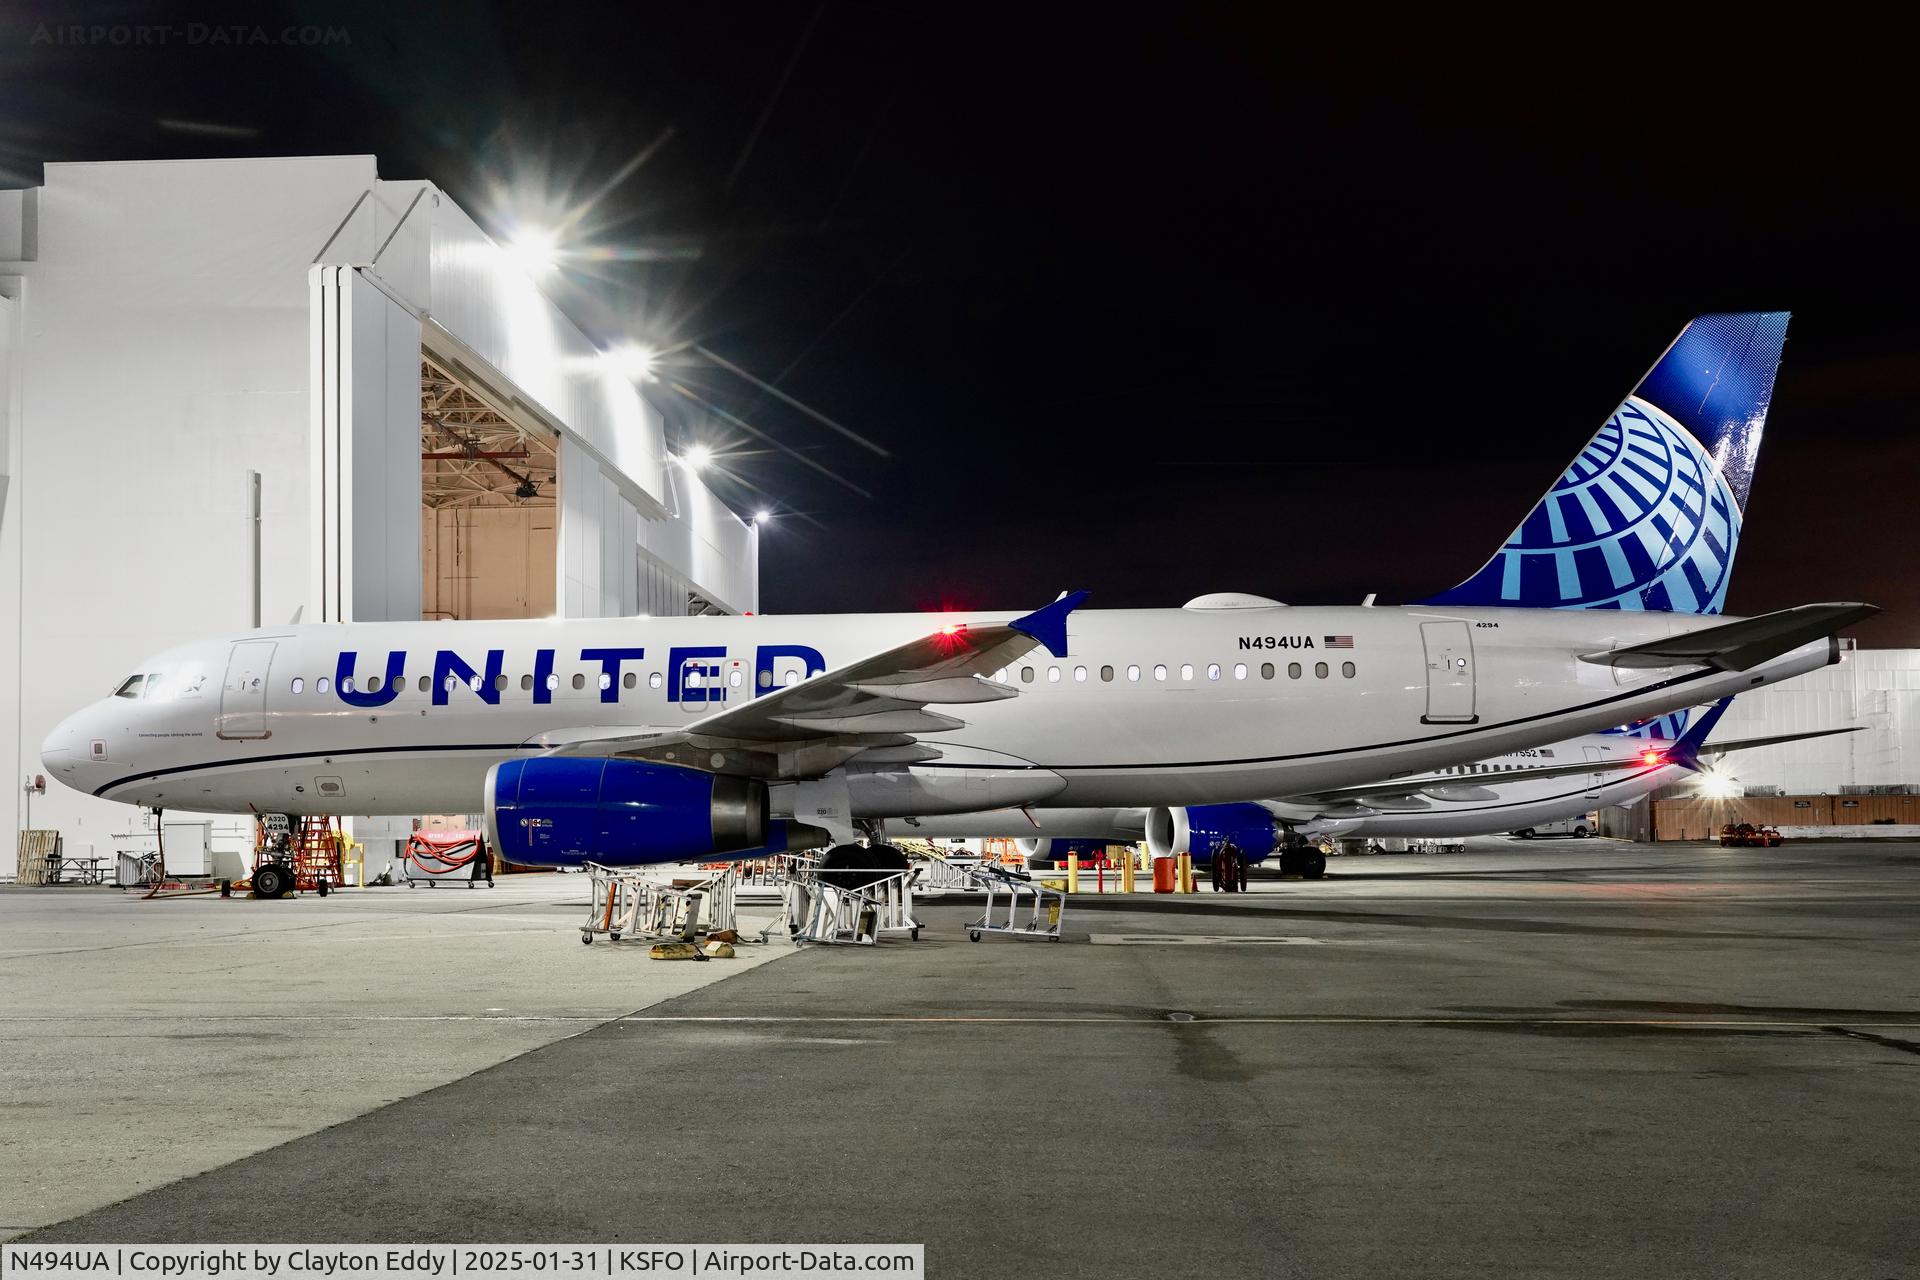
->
xmin=217 ymin=640 xmax=276 ymax=740
xmin=675 ymin=653 xmax=726 ymax=714
xmin=1420 ymin=621 xmax=1477 ymax=725
xmin=1583 ymin=745 xmax=1606 ymax=799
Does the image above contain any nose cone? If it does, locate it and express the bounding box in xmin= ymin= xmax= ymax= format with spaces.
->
xmin=40 ymin=711 xmax=90 ymax=791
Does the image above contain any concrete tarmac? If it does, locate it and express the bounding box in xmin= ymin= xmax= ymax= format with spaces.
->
xmin=10 ymin=839 xmax=1920 ymax=1278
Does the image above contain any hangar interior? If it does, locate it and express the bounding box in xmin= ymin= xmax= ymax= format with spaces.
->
xmin=0 ymin=156 xmax=758 ymax=880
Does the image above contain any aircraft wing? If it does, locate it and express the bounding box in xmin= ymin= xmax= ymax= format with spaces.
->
xmin=1579 ymin=602 xmax=1878 ymax=671
xmin=536 ymin=592 xmax=1088 ymax=777
xmin=1697 ymin=725 xmax=1864 ymax=758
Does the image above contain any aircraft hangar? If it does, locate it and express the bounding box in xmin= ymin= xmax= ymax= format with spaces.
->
xmin=0 ymin=156 xmax=758 ymax=880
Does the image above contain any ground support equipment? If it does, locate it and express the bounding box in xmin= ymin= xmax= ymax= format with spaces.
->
xmin=579 ymin=862 xmax=744 ymax=945
xmin=782 ymin=856 xmax=921 ymax=946
xmin=964 ymin=861 xmax=1064 ymax=942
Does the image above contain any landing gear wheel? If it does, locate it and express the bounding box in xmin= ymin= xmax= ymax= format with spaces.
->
xmin=253 ymin=863 xmax=292 ymax=899
xmin=1298 ymin=849 xmax=1327 ymax=880
xmin=817 ymin=842 xmax=910 ymax=891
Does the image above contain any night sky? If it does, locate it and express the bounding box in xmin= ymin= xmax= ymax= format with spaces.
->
xmin=6 ymin=3 xmax=1918 ymax=641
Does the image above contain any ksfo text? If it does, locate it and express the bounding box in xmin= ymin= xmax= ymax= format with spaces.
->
xmin=614 ymin=1252 xmax=915 ymax=1274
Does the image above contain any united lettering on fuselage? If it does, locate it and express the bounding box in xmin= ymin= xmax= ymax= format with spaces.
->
xmin=330 ymin=645 xmax=830 ymax=708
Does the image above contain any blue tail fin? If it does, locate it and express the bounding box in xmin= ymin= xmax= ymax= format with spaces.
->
xmin=1423 ymin=312 xmax=1789 ymax=614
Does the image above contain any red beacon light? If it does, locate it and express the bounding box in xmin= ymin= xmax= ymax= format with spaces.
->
xmin=1641 ymin=749 xmax=1664 ymax=765
xmin=939 ymin=623 xmax=965 ymax=637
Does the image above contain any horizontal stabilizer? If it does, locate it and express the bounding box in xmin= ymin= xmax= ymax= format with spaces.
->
xmin=1697 ymin=725 xmax=1865 ymax=759
xmin=1579 ymin=603 xmax=1878 ymax=672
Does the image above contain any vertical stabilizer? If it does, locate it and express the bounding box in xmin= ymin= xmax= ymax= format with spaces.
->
xmin=1424 ymin=312 xmax=1789 ymax=614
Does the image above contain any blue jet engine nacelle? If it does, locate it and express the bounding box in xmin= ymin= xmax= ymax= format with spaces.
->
xmin=1145 ymin=804 xmax=1281 ymax=864
xmin=486 ymin=757 xmax=825 ymax=867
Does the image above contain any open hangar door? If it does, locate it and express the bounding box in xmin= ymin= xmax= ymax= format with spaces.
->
xmin=420 ymin=351 xmax=557 ymax=621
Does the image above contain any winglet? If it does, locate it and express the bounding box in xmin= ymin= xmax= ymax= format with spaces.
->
xmin=1009 ymin=590 xmax=1090 ymax=658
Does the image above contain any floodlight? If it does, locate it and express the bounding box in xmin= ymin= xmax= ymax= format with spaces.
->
xmin=505 ymin=228 xmax=558 ymax=277
xmin=682 ymin=444 xmax=712 ymax=471
xmin=604 ymin=343 xmax=657 ymax=382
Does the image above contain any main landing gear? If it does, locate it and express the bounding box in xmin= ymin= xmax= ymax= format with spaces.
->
xmin=815 ymin=842 xmax=911 ymax=891
xmin=1277 ymin=839 xmax=1327 ymax=880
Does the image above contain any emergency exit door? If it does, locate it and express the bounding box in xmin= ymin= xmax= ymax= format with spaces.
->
xmin=1583 ymin=746 xmax=1606 ymax=799
xmin=1420 ymin=621 xmax=1477 ymax=724
xmin=217 ymin=640 xmax=276 ymax=740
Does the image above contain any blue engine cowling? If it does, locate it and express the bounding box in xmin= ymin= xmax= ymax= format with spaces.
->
xmin=487 ymin=757 xmax=817 ymax=867
xmin=1145 ymin=804 xmax=1280 ymax=864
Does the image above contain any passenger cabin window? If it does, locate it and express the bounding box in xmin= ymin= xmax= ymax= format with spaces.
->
xmin=1315 ymin=662 xmax=1329 ymax=679
xmin=1233 ymin=663 xmax=1247 ymax=680
xmin=625 ymin=672 xmax=638 ymax=689
xmin=341 ymin=677 xmax=356 ymax=694
xmin=1153 ymin=664 xmax=1167 ymax=681
xmin=548 ymin=674 xmax=561 ymax=691
xmin=115 ymin=675 xmax=145 ymax=699
xmin=1021 ymin=667 xmax=1035 ymax=683
xmin=1074 ymin=666 xmax=1087 ymax=682
xmin=521 ymin=674 xmax=534 ymax=691
xmin=1342 ymin=661 xmax=1356 ymax=678
xmin=572 ymin=673 xmax=587 ymax=690
xmin=1127 ymin=665 xmax=1141 ymax=682
xmin=598 ymin=672 xmax=612 ymax=691
xmin=783 ymin=671 xmax=799 ymax=687
xmin=317 ymin=677 xmax=331 ymax=695
xmin=290 ymin=677 xmax=304 ymax=695
xmin=650 ymin=672 xmax=664 ymax=689
xmin=1288 ymin=662 xmax=1301 ymax=679
xmin=495 ymin=674 xmax=509 ymax=691
xmin=729 ymin=670 xmax=743 ymax=688
xmin=366 ymin=676 xmax=382 ymax=693
xmin=1206 ymin=664 xmax=1220 ymax=681
xmin=1048 ymin=667 xmax=1061 ymax=683
xmin=1180 ymin=664 xmax=1193 ymax=681
xmin=1101 ymin=665 xmax=1115 ymax=682
xmin=1260 ymin=663 xmax=1274 ymax=679
xmin=419 ymin=676 xmax=431 ymax=692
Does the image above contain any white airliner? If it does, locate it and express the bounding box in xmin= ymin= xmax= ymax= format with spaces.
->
xmin=900 ymin=698 xmax=1862 ymax=877
xmin=36 ymin=312 xmax=1877 ymax=869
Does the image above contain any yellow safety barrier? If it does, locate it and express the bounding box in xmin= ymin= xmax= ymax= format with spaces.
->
xmin=1067 ymin=853 xmax=1080 ymax=894
xmin=1176 ymin=852 xmax=1195 ymax=894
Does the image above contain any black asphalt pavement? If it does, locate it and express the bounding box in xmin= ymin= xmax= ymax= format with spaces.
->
xmin=25 ymin=841 xmax=1920 ymax=1278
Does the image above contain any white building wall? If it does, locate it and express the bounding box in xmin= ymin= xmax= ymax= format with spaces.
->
xmin=1 ymin=156 xmax=379 ymax=864
xmin=1707 ymin=649 xmax=1920 ymax=793
xmin=0 ymin=155 xmax=761 ymax=873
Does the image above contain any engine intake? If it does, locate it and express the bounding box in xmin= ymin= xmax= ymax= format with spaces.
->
xmin=1145 ymin=804 xmax=1281 ymax=864
xmin=488 ymin=757 xmax=806 ymax=867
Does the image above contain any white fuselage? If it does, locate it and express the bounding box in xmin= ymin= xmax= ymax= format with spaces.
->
xmin=39 ymin=604 xmax=1833 ymax=821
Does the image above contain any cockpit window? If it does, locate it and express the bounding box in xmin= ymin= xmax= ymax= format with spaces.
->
xmin=144 ymin=672 xmax=167 ymax=699
xmin=114 ymin=675 xmax=146 ymax=699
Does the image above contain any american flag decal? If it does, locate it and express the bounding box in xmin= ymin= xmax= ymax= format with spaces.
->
xmin=1324 ymin=635 xmax=1354 ymax=649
